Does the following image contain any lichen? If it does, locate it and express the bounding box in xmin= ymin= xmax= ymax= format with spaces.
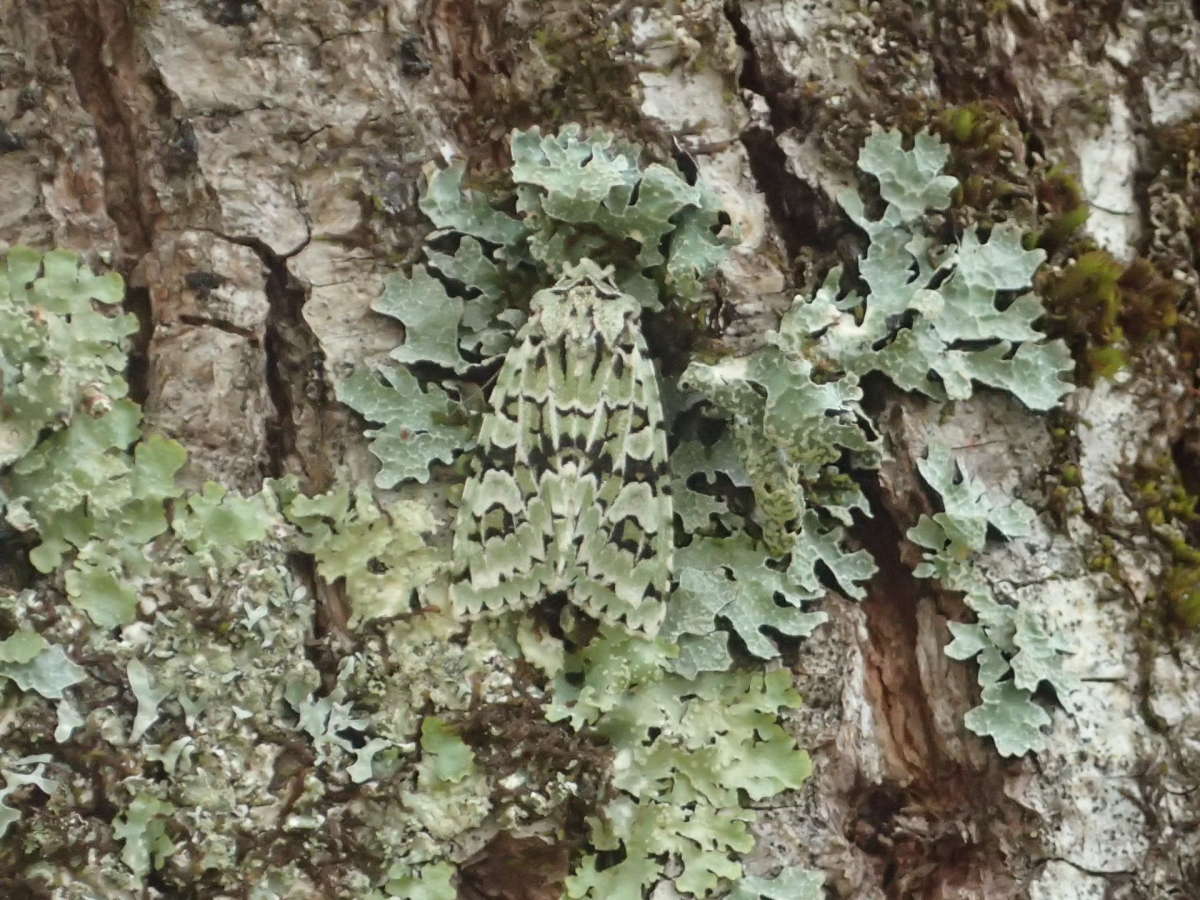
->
xmin=0 ymin=121 xmax=1084 ymax=894
xmin=909 ymin=444 xmax=1077 ymax=756
xmin=332 ymin=125 xmax=819 ymax=895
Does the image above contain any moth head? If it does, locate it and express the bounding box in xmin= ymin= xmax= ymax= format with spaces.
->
xmin=531 ymin=260 xmax=641 ymax=344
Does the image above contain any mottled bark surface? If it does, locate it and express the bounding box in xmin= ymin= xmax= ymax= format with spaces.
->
xmin=2 ymin=1 xmax=1199 ymax=897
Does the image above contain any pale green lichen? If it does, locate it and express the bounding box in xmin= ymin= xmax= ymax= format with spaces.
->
xmin=282 ymin=479 xmax=444 ymax=625
xmin=0 ymin=247 xmax=131 ymax=468
xmin=664 ymin=535 xmax=829 ymax=674
xmin=127 ymin=657 xmax=171 ymax=744
xmin=0 ymin=755 xmax=56 ymax=839
xmin=401 ymin=716 xmax=491 ymax=841
xmin=335 ymin=364 xmax=473 ymax=488
xmin=679 ymin=345 xmax=880 ymax=557
xmin=509 ymin=125 xmax=728 ymax=303
xmin=0 ymin=248 xmax=178 ymax=629
xmin=908 ymin=443 xmax=1076 ymax=756
xmin=546 ymin=629 xmax=812 ymax=899
xmin=675 ymin=128 xmax=1075 ymax=757
xmin=376 ymin=860 xmax=457 ymax=900
xmin=669 ymin=432 xmax=748 ymax=532
xmin=341 ymin=124 xmax=731 ymax=491
xmin=0 ymin=618 xmax=86 ymax=701
xmin=8 ymin=402 xmax=186 ymax=625
xmin=779 ymin=129 xmax=1072 ymax=411
xmin=729 ymin=867 xmax=826 ymax=900
xmin=0 ymin=122 xmax=1079 ymax=895
xmin=170 ymin=479 xmax=277 ymax=569
xmin=113 ymin=790 xmax=176 ymax=878
xmin=351 ymin=126 xmax=819 ymax=895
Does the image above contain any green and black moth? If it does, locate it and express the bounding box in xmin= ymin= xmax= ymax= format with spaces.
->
xmin=450 ymin=260 xmax=672 ymax=635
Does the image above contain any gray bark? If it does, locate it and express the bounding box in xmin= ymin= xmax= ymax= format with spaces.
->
xmin=2 ymin=1 xmax=1199 ymax=897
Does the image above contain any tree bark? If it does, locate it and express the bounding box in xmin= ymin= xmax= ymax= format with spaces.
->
xmin=2 ymin=1 xmax=1199 ymax=897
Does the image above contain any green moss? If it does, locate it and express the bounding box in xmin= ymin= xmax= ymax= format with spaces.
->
xmin=920 ymin=99 xmax=1190 ymax=388
xmin=927 ymin=101 xmax=1029 ymax=219
xmin=1028 ymin=165 xmax=1090 ymax=252
xmin=1153 ymin=116 xmax=1200 ymax=184
xmin=1059 ymin=463 xmax=1082 ymax=487
xmin=1165 ymin=565 xmax=1200 ymax=627
xmin=1168 ymin=536 xmax=1200 ymax=566
xmin=1085 ymin=344 xmax=1129 ymax=380
xmin=1115 ymin=257 xmax=1183 ymax=340
xmin=1045 ymin=250 xmax=1125 ymax=338
xmin=1122 ymin=455 xmax=1200 ymax=630
xmin=504 ymin=8 xmax=642 ymax=138
xmin=1040 ymin=249 xmax=1184 ymax=384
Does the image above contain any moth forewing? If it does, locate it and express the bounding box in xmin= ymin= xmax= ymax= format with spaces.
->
xmin=451 ymin=259 xmax=673 ymax=635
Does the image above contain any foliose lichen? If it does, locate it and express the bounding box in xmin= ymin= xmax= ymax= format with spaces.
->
xmin=0 ymin=121 xmax=1083 ymax=896
xmin=336 ymin=124 xmax=820 ymax=897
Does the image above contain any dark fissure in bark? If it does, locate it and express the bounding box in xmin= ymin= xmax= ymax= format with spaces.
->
xmin=45 ymin=0 xmax=164 ymax=406
xmin=723 ymin=1 xmax=839 ymax=263
xmin=45 ymin=0 xmax=157 ymax=259
xmin=852 ymin=478 xmax=1019 ymax=897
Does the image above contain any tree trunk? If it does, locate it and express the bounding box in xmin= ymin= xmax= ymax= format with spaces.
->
xmin=2 ymin=1 xmax=1199 ymax=898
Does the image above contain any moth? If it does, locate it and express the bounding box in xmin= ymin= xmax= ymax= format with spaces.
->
xmin=450 ymin=259 xmax=672 ymax=635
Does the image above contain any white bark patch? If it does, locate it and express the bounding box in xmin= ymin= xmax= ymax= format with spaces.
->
xmin=1010 ymin=770 xmax=1149 ymax=872
xmin=1076 ymin=95 xmax=1140 ymax=257
xmin=1073 ymin=380 xmax=1153 ymax=527
xmin=1029 ymin=860 xmax=1108 ymax=900
xmin=193 ymin=114 xmax=310 ymax=253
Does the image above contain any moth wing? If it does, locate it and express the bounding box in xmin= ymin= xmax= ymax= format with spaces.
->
xmin=450 ymin=337 xmax=553 ymax=616
xmin=570 ymin=332 xmax=672 ymax=635
xmin=451 ymin=269 xmax=673 ymax=637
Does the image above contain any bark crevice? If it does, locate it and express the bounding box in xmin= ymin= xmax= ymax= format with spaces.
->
xmin=723 ymin=1 xmax=837 ymax=264
xmin=44 ymin=0 xmax=160 ymax=258
xmin=44 ymin=0 xmax=167 ymax=406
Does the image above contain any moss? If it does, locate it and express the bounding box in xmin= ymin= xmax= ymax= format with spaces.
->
xmin=1044 ymin=250 xmax=1124 ymax=338
xmin=499 ymin=7 xmax=644 ymax=141
xmin=1152 ymin=116 xmax=1200 ymax=201
xmin=1084 ymin=344 xmax=1129 ymax=380
xmin=129 ymin=0 xmax=161 ymax=25
xmin=1059 ymin=464 xmax=1082 ymax=487
xmin=909 ymin=97 xmax=1190 ymax=388
xmin=905 ymin=98 xmax=1191 ymax=390
xmin=1123 ymin=454 xmax=1200 ymax=630
xmin=1027 ymin=165 xmax=1090 ymax=252
xmin=919 ymin=105 xmax=1091 ymax=299
xmin=925 ymin=101 xmax=1032 ymax=227
xmin=1165 ymin=565 xmax=1200 ymax=627
xmin=1039 ymin=248 xmax=1184 ymax=384
xmin=1086 ymin=552 xmax=1116 ymax=575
